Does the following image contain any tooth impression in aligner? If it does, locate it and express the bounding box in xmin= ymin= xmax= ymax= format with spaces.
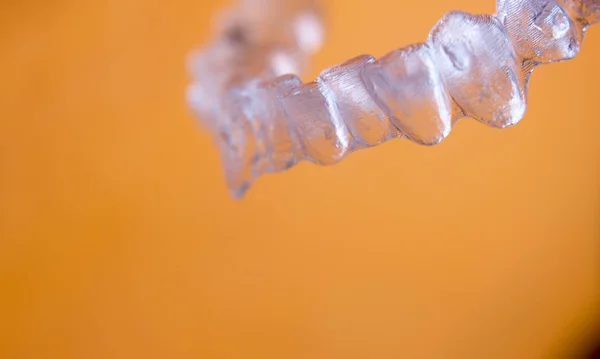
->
xmin=187 ymin=0 xmax=598 ymax=198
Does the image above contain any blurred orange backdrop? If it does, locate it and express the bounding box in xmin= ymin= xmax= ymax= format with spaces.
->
xmin=1 ymin=0 xmax=599 ymax=358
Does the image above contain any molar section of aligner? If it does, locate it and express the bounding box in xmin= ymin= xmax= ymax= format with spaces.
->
xmin=429 ymin=12 xmax=527 ymax=128
xmin=496 ymin=0 xmax=582 ymax=64
xmin=317 ymin=55 xmax=393 ymax=147
xmin=279 ymin=81 xmax=352 ymax=165
xmin=559 ymin=0 xmax=600 ymax=25
xmin=361 ymin=44 xmax=452 ymax=146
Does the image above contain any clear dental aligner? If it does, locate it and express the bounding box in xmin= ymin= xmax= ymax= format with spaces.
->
xmin=188 ymin=0 xmax=599 ymax=198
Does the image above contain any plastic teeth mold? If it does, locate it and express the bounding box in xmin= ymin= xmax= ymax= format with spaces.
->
xmin=188 ymin=0 xmax=599 ymax=198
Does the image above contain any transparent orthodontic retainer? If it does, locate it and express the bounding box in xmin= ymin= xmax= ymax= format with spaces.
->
xmin=188 ymin=0 xmax=599 ymax=198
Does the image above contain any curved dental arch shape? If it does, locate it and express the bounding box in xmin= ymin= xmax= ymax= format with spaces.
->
xmin=188 ymin=0 xmax=599 ymax=198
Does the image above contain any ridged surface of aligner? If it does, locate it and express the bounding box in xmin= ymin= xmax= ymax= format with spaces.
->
xmin=188 ymin=0 xmax=598 ymax=198
xmin=559 ymin=0 xmax=600 ymax=25
xmin=317 ymin=55 xmax=397 ymax=147
xmin=497 ymin=0 xmax=582 ymax=63
xmin=429 ymin=12 xmax=527 ymax=128
xmin=258 ymin=75 xmax=306 ymax=172
xmin=361 ymin=44 xmax=453 ymax=145
xmin=280 ymin=81 xmax=352 ymax=165
xmin=227 ymin=75 xmax=307 ymax=197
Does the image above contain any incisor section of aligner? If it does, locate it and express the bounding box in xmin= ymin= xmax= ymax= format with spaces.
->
xmin=217 ymin=75 xmax=304 ymax=198
xmin=257 ymin=75 xmax=306 ymax=171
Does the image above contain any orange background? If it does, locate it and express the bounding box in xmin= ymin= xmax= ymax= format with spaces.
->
xmin=1 ymin=1 xmax=599 ymax=358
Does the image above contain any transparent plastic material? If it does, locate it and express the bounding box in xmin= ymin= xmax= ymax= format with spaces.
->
xmin=187 ymin=0 xmax=598 ymax=198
